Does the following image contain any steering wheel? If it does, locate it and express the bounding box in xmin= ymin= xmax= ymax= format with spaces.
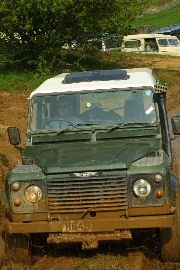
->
xmin=81 ymin=108 xmax=122 ymax=123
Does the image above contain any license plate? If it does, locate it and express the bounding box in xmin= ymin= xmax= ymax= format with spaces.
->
xmin=62 ymin=221 xmax=84 ymax=232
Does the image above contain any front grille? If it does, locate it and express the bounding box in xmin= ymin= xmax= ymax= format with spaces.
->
xmin=47 ymin=176 xmax=127 ymax=213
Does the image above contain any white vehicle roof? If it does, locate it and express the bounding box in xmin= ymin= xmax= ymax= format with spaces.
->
xmin=124 ymin=33 xmax=178 ymax=40
xmin=30 ymin=68 xmax=156 ymax=99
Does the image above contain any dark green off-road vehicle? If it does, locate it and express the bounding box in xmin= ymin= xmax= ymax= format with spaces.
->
xmin=0 ymin=68 xmax=180 ymax=264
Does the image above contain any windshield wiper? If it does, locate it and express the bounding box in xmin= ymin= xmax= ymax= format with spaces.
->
xmin=57 ymin=123 xmax=100 ymax=134
xmin=108 ymin=122 xmax=154 ymax=132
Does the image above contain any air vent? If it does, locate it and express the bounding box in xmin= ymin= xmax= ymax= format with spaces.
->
xmin=62 ymin=69 xmax=129 ymax=84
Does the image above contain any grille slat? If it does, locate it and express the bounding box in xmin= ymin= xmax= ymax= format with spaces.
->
xmin=47 ymin=181 xmax=127 ymax=187
xmin=47 ymin=176 xmax=127 ymax=213
xmin=48 ymin=188 xmax=127 ymax=195
xmin=49 ymin=196 xmax=126 ymax=202
xmin=48 ymin=193 xmax=127 ymax=200
xmin=49 ymin=202 xmax=127 ymax=209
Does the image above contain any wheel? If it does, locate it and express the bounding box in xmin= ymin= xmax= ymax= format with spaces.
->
xmin=160 ymin=187 xmax=180 ymax=262
xmin=6 ymin=233 xmax=31 ymax=264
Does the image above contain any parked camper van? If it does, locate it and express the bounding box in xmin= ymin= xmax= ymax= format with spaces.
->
xmin=122 ymin=34 xmax=180 ymax=56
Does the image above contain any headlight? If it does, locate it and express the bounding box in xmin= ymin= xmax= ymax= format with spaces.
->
xmin=133 ymin=179 xmax=151 ymax=198
xmin=25 ymin=185 xmax=42 ymax=203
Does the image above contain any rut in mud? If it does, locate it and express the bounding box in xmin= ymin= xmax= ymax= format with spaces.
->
xmin=0 ymin=55 xmax=180 ymax=270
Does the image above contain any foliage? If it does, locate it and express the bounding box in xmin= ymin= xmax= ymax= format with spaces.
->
xmin=132 ymin=3 xmax=180 ymax=28
xmin=0 ymin=0 xmax=152 ymax=72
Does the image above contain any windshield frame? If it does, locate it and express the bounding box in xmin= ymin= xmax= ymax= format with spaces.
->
xmin=28 ymin=86 xmax=158 ymax=135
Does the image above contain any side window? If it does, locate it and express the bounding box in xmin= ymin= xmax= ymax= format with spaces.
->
xmin=158 ymin=39 xmax=168 ymax=46
xmin=30 ymin=96 xmax=58 ymax=131
xmin=124 ymin=40 xmax=141 ymax=48
xmin=168 ymin=39 xmax=179 ymax=46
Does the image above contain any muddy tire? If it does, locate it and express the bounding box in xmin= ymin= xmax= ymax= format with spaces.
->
xmin=6 ymin=233 xmax=31 ymax=264
xmin=160 ymin=187 xmax=180 ymax=262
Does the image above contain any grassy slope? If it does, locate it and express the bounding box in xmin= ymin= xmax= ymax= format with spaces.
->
xmin=133 ymin=4 xmax=180 ymax=28
xmin=0 ymin=72 xmax=49 ymax=93
xmin=0 ymin=52 xmax=122 ymax=93
xmin=151 ymin=0 xmax=178 ymax=8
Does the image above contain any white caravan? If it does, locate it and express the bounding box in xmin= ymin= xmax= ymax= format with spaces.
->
xmin=122 ymin=34 xmax=180 ymax=56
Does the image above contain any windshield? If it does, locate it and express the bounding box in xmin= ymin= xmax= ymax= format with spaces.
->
xmin=30 ymin=89 xmax=156 ymax=132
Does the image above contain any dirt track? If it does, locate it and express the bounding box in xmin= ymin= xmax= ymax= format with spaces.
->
xmin=0 ymin=55 xmax=180 ymax=269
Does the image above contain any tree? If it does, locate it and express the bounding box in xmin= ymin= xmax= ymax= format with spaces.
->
xmin=0 ymin=0 xmax=153 ymax=71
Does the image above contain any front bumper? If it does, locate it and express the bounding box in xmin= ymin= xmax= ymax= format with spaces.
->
xmin=6 ymin=214 xmax=174 ymax=234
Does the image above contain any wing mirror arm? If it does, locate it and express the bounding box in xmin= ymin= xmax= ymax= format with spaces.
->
xmin=15 ymin=145 xmax=24 ymax=156
xmin=7 ymin=127 xmax=24 ymax=156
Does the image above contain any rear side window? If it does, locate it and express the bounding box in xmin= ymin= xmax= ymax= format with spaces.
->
xmin=124 ymin=40 xmax=141 ymax=48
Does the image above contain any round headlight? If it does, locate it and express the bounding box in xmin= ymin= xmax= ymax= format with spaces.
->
xmin=25 ymin=185 xmax=42 ymax=203
xmin=155 ymin=174 xmax=162 ymax=183
xmin=133 ymin=179 xmax=151 ymax=198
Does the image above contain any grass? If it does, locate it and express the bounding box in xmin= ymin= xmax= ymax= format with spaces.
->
xmin=156 ymin=69 xmax=180 ymax=84
xmin=133 ymin=3 xmax=180 ymax=28
xmin=0 ymin=72 xmax=51 ymax=94
xmin=151 ymin=0 xmax=178 ymax=8
xmin=0 ymin=51 xmax=123 ymax=94
xmin=0 ymin=50 xmax=174 ymax=94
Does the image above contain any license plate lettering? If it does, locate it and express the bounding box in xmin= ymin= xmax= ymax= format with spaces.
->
xmin=62 ymin=221 xmax=83 ymax=232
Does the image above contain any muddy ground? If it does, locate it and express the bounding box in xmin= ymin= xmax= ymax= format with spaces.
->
xmin=0 ymin=55 xmax=180 ymax=270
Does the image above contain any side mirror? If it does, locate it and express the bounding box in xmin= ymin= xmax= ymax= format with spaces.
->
xmin=171 ymin=115 xmax=180 ymax=135
xmin=7 ymin=127 xmax=21 ymax=145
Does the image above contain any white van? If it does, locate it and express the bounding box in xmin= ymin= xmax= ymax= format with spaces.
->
xmin=122 ymin=34 xmax=180 ymax=56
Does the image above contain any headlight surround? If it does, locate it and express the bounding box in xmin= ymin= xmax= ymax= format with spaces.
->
xmin=25 ymin=185 xmax=42 ymax=203
xmin=133 ymin=179 xmax=151 ymax=198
